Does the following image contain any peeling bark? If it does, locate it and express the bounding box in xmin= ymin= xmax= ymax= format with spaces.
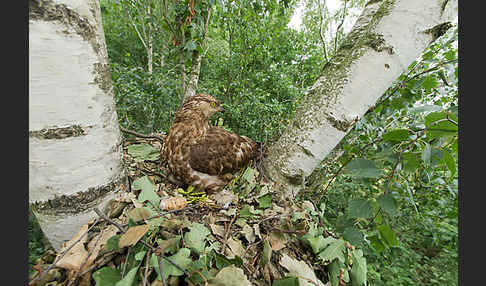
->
xmin=262 ymin=0 xmax=457 ymax=200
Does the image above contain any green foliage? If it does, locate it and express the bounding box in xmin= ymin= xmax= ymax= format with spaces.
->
xmin=306 ymin=25 xmax=458 ymax=286
xmin=28 ymin=208 xmax=47 ymax=274
xmin=96 ymin=0 xmax=458 ymax=284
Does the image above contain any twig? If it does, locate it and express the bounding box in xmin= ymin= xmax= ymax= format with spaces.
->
xmin=334 ymin=0 xmax=347 ymax=52
xmin=142 ymin=250 xmax=151 ymax=286
xmin=317 ymin=0 xmax=328 ymax=61
xmin=258 ymin=213 xmax=290 ymax=225
xmin=67 ymin=227 xmax=104 ymax=286
xmin=221 ymin=211 xmax=237 ymax=254
xmin=93 ymin=208 xmax=193 ymax=280
xmin=29 ymin=219 xmax=100 ymax=285
xmin=121 ymin=205 xmax=195 ymax=228
xmin=121 ymin=247 xmax=131 ymax=278
xmin=93 ymin=208 xmax=126 ymax=233
xmin=157 ymin=255 xmax=167 ymax=286
xmin=120 ymin=126 xmax=165 ymax=142
xmin=78 ymin=252 xmax=119 ymax=277
xmin=318 ymin=137 xmax=382 ymax=200
xmin=368 ymin=59 xmax=458 ymax=114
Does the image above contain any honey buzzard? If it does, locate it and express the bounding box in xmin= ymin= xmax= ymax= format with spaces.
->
xmin=163 ymin=93 xmax=260 ymax=193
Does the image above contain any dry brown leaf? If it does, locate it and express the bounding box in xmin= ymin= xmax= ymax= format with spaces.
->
xmin=210 ymin=224 xmax=226 ymax=237
xmin=225 ymin=237 xmax=246 ymax=259
xmin=127 ymin=207 xmax=153 ymax=222
xmin=56 ymin=224 xmax=89 ymax=271
xmin=253 ymin=224 xmax=262 ymax=240
xmin=241 ymin=223 xmax=256 ymax=243
xmin=268 ymin=231 xmax=287 ymax=251
xmin=118 ymin=224 xmax=150 ymax=248
xmin=88 ymin=225 xmax=119 ymax=257
xmin=211 ymin=189 xmax=237 ymax=208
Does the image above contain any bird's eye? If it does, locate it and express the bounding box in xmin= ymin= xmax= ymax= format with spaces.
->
xmin=210 ymin=102 xmax=216 ymax=108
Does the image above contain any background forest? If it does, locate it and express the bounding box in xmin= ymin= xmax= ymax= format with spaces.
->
xmin=29 ymin=0 xmax=458 ymax=285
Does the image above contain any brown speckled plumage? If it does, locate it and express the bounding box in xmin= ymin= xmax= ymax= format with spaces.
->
xmin=162 ymin=93 xmax=260 ymax=193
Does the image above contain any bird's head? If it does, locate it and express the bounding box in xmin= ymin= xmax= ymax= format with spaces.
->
xmin=182 ymin=93 xmax=224 ymax=119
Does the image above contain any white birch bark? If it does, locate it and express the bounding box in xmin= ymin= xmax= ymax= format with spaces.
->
xmin=182 ymin=7 xmax=211 ymax=101
xmin=29 ymin=0 xmax=128 ymax=250
xmin=263 ymin=0 xmax=458 ymax=200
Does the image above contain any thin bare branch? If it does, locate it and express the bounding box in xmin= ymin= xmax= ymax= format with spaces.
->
xmin=93 ymin=208 xmax=193 ymax=280
xmin=157 ymin=255 xmax=167 ymax=286
xmin=29 ymin=219 xmax=100 ymax=285
xmin=120 ymin=126 xmax=166 ymax=142
xmin=317 ymin=0 xmax=328 ymax=61
xmin=334 ymin=0 xmax=348 ymax=52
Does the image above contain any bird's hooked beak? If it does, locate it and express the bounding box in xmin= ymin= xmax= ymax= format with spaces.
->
xmin=219 ymin=106 xmax=225 ymax=113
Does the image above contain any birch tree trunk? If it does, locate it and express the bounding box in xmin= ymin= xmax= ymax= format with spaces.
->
xmin=181 ymin=7 xmax=211 ymax=101
xmin=262 ymin=0 xmax=458 ymax=200
xmin=29 ymin=0 xmax=128 ymax=250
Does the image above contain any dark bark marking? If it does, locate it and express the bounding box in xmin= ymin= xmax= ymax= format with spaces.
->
xmin=29 ymin=125 xmax=86 ymax=140
xmin=30 ymin=175 xmax=128 ymax=215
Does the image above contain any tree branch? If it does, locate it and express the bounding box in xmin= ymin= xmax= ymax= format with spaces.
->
xmin=318 ymin=0 xmax=328 ymax=61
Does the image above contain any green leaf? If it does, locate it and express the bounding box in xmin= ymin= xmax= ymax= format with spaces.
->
xmin=184 ymin=40 xmax=197 ymax=51
xmin=328 ymin=259 xmax=341 ymax=286
xmin=257 ymin=194 xmax=272 ymax=209
xmin=343 ymin=227 xmax=363 ymax=246
xmin=345 ymin=159 xmax=382 ymax=179
xmin=241 ymin=166 xmax=255 ymax=183
xmin=114 ymin=264 xmax=140 ymax=286
xmin=348 ymin=199 xmax=373 ymax=219
xmin=239 ymin=205 xmax=262 ymax=218
xmin=382 ymin=129 xmax=410 ymax=143
xmin=272 ymin=277 xmax=299 ymax=286
xmin=421 ymin=75 xmax=438 ymax=92
xmin=134 ymin=250 xmax=146 ymax=261
xmin=183 ymin=222 xmax=210 ymax=255
xmin=93 ymin=267 xmax=122 ymax=286
xmin=409 ymin=105 xmax=442 ymax=114
xmin=376 ymin=194 xmax=398 ymax=216
xmin=214 ymin=251 xmax=243 ymax=268
xmin=262 ymin=239 xmax=272 ymax=265
xmin=442 ymin=149 xmax=456 ymax=176
xmin=444 ymin=49 xmax=456 ymax=61
xmin=377 ymin=224 xmax=399 ymax=247
xmin=105 ymin=235 xmax=121 ymax=251
xmin=368 ymin=235 xmax=386 ymax=253
xmin=303 ymin=236 xmax=336 ymax=254
xmin=317 ymin=239 xmax=345 ymax=263
xmin=350 ymin=249 xmax=367 ymax=286
xmin=402 ymin=152 xmax=421 ymax=172
xmin=425 ymin=112 xmax=457 ymax=127
xmin=132 ymin=176 xmax=160 ymax=207
xmin=126 ymin=143 xmax=159 ymax=162
xmin=424 ymin=112 xmax=458 ymax=139
xmin=151 ymin=248 xmax=192 ymax=280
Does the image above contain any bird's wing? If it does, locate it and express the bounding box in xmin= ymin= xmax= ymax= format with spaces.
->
xmin=189 ymin=127 xmax=259 ymax=175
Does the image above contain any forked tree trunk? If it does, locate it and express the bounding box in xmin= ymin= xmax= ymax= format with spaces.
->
xmin=29 ymin=0 xmax=128 ymax=250
xmin=262 ymin=0 xmax=458 ymax=200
